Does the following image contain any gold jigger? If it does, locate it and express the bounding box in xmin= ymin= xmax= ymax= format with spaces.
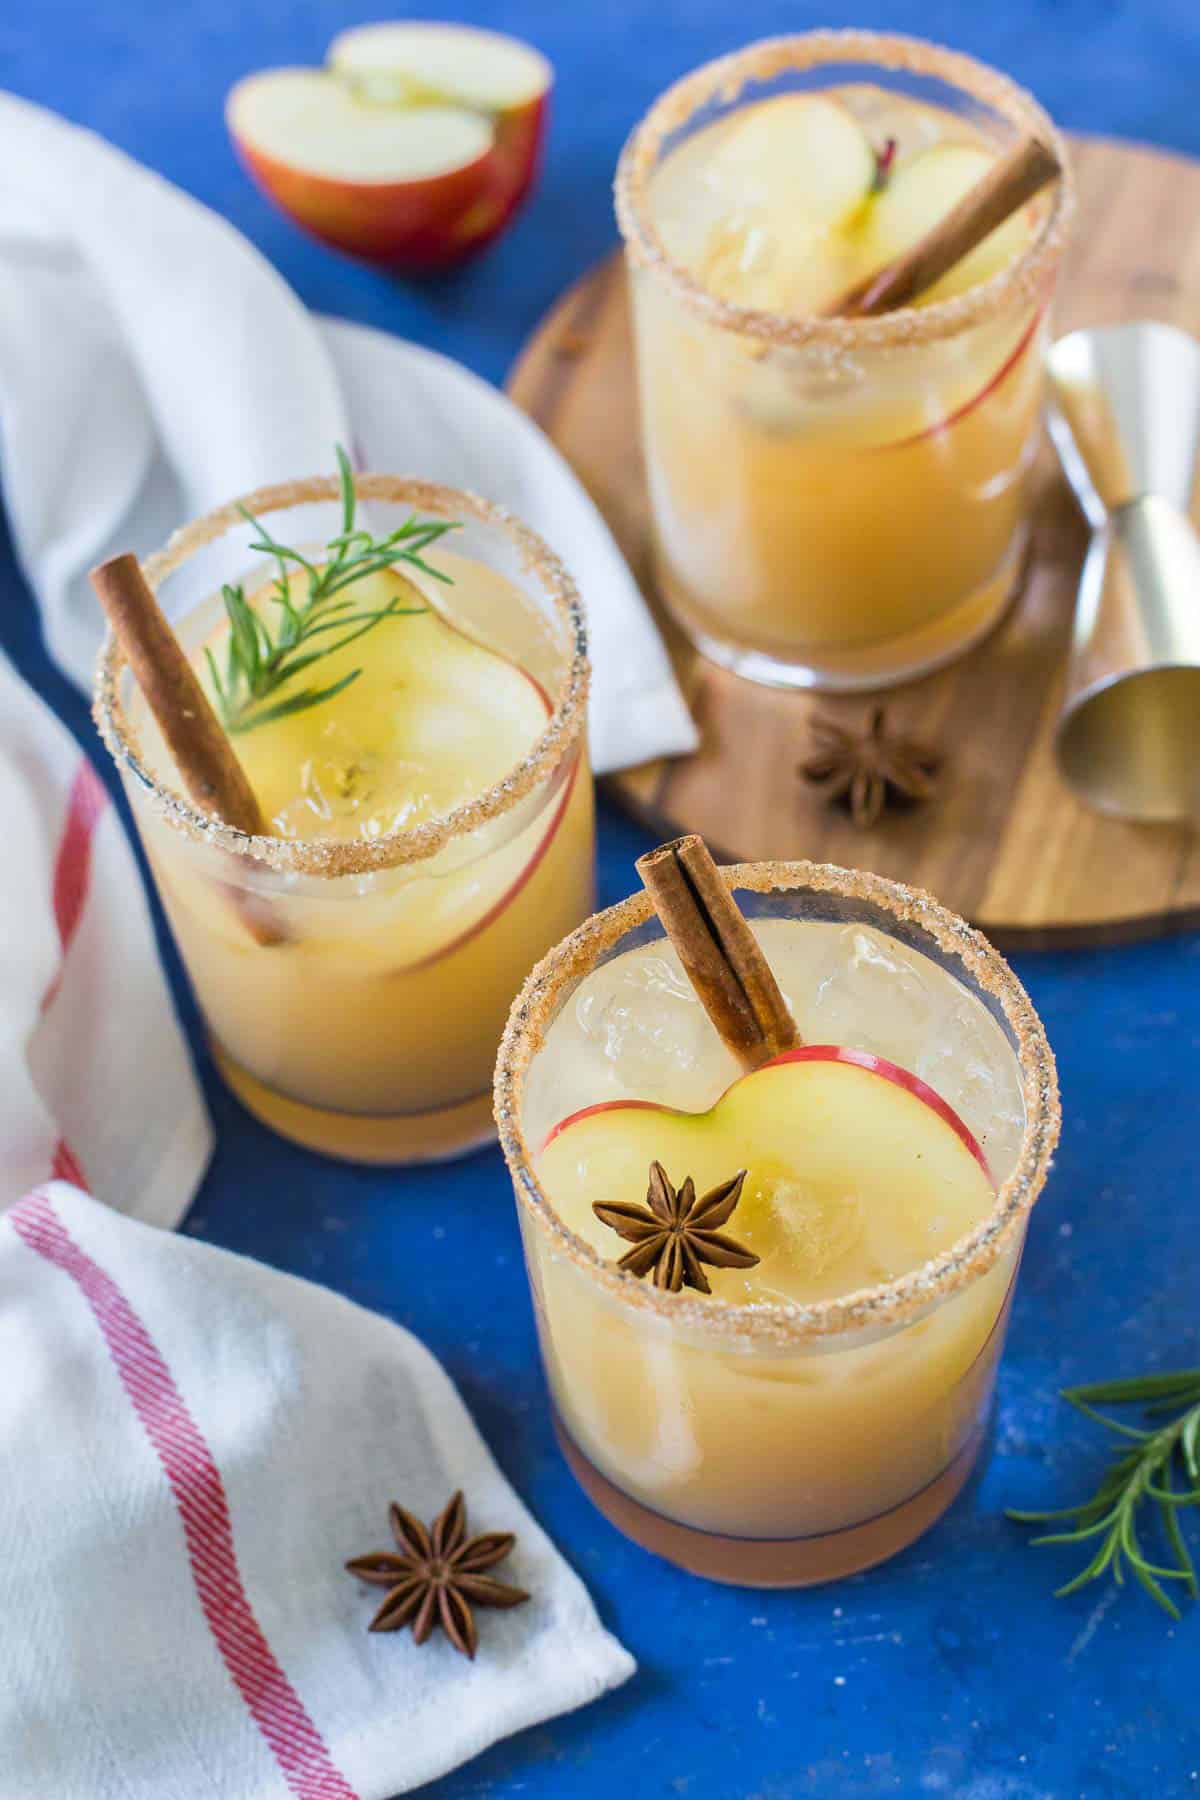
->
xmin=1048 ymin=322 xmax=1200 ymax=822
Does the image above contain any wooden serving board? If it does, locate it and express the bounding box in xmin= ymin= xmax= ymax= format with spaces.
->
xmin=508 ymin=135 xmax=1200 ymax=948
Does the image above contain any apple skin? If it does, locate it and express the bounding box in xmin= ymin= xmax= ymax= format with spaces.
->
xmin=542 ymin=1042 xmax=992 ymax=1184
xmin=880 ymin=308 xmax=1043 ymax=454
xmin=389 ymin=653 xmax=584 ymax=976
xmin=228 ymin=87 xmax=548 ymax=273
xmin=400 ymin=744 xmax=581 ymax=974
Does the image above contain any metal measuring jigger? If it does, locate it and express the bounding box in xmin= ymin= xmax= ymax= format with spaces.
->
xmin=1047 ymin=321 xmax=1200 ymax=821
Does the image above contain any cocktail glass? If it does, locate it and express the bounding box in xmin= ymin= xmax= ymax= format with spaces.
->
xmin=615 ymin=30 xmax=1072 ymax=690
xmin=495 ymin=860 xmax=1059 ymax=1585
xmin=96 ymin=475 xmax=592 ymax=1164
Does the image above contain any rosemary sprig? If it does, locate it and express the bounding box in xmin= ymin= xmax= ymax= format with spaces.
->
xmin=207 ymin=446 xmax=458 ymax=734
xmin=1008 ymin=1368 xmax=1200 ymax=1618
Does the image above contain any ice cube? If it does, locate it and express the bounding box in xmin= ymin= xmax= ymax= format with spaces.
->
xmin=915 ymin=989 xmax=1024 ymax=1181
xmin=574 ymin=954 xmax=716 ymax=1098
xmin=762 ymin=1176 xmax=865 ymax=1279
xmin=802 ymin=925 xmax=935 ymax=1068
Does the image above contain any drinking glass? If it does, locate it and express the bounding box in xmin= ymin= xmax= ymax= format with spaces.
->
xmin=496 ymin=860 xmax=1059 ymax=1584
xmin=96 ymin=476 xmax=593 ymax=1164
xmin=615 ymin=31 xmax=1072 ymax=690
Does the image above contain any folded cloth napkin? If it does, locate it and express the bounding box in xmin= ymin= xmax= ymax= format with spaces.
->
xmin=0 ymin=1183 xmax=635 ymax=1798
xmin=0 ymin=651 xmax=210 ymax=1221
xmin=0 ymin=90 xmax=697 ymax=776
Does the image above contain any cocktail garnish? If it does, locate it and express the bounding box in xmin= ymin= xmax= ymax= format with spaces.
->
xmin=91 ymin=552 xmax=266 ymax=837
xmin=1008 ymin=1367 xmax=1200 ymax=1619
xmin=594 ymin=1160 xmax=759 ymax=1295
xmin=635 ymin=835 xmax=799 ymax=1071
xmin=800 ymin=706 xmax=941 ymax=829
xmin=209 ymin=445 xmax=458 ymax=735
xmin=828 ymin=132 xmax=1060 ymax=317
xmin=345 ymin=1490 xmax=529 ymax=1657
xmin=90 ymin=551 xmax=288 ymax=946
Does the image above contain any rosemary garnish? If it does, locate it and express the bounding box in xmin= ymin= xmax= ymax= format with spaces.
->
xmin=1008 ymin=1368 xmax=1200 ymax=1618
xmin=206 ymin=447 xmax=457 ymax=734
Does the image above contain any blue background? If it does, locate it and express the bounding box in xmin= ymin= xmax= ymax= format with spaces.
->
xmin=5 ymin=2 xmax=1200 ymax=1795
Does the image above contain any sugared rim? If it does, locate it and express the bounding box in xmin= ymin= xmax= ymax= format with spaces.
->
xmin=615 ymin=29 xmax=1074 ymax=351
xmin=93 ymin=474 xmax=590 ymax=878
xmin=494 ymin=859 xmax=1060 ymax=1348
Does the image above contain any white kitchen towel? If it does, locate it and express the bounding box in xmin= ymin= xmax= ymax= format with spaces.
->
xmin=0 ymin=652 xmax=210 ymax=1222
xmin=0 ymin=1183 xmax=635 ymax=1799
xmin=0 ymin=89 xmax=697 ymax=775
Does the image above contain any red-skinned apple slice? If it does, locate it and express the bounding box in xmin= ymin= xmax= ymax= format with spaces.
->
xmin=399 ymin=735 xmax=581 ymax=976
xmin=540 ymin=1047 xmax=995 ymax=1303
xmin=875 ymin=306 xmax=1043 ymax=453
xmin=227 ymin=24 xmax=551 ymax=271
xmin=846 ymin=143 xmax=1045 ymax=450
xmin=382 ymin=619 xmax=588 ymax=975
xmin=861 ymin=143 xmax=1037 ymax=306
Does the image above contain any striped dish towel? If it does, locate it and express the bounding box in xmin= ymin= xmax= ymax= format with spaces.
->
xmin=0 ymin=1183 xmax=634 ymax=1798
xmin=0 ymin=651 xmax=210 ymax=1224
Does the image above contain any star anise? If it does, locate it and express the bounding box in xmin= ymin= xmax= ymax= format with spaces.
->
xmin=800 ymin=706 xmax=942 ymax=829
xmin=593 ymin=1161 xmax=760 ymax=1294
xmin=346 ymin=1491 xmax=529 ymax=1658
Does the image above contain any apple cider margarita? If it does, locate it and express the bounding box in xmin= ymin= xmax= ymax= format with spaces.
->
xmin=96 ymin=471 xmax=592 ymax=1163
xmin=496 ymin=847 xmax=1059 ymax=1585
xmin=616 ymin=32 xmax=1071 ymax=689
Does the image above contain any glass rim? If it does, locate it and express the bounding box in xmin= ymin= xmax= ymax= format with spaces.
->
xmin=495 ymin=857 xmax=1060 ymax=1348
xmin=93 ymin=474 xmax=590 ymax=879
xmin=614 ymin=28 xmax=1074 ymax=352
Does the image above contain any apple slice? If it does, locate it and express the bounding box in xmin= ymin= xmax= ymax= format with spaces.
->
xmin=859 ymin=143 xmax=1036 ymax=306
xmin=697 ymin=95 xmax=876 ymax=313
xmin=540 ymin=1047 xmax=994 ymax=1305
xmin=227 ymin=25 xmax=551 ymax=271
xmin=705 ymin=94 xmax=876 ymax=225
xmin=222 ymin=565 xmax=550 ymax=836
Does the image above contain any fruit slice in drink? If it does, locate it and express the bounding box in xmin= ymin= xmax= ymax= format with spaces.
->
xmin=540 ymin=1045 xmax=995 ymax=1306
xmin=109 ymin=480 xmax=593 ymax=1162
xmin=622 ymin=46 xmax=1065 ymax=688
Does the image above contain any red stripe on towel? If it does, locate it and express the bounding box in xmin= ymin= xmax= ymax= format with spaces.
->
xmin=10 ymin=1191 xmax=359 ymax=1800
xmin=52 ymin=759 xmax=108 ymax=954
xmin=50 ymin=1138 xmax=90 ymax=1191
xmin=42 ymin=759 xmax=109 ymax=1011
xmin=40 ymin=760 xmax=110 ymax=1185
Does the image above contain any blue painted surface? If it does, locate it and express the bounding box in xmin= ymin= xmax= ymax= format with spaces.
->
xmin=4 ymin=2 xmax=1200 ymax=1793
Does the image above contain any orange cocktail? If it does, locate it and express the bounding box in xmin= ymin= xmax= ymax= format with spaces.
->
xmin=497 ymin=861 xmax=1059 ymax=1585
xmin=97 ymin=476 xmax=592 ymax=1163
xmin=617 ymin=32 xmax=1071 ymax=689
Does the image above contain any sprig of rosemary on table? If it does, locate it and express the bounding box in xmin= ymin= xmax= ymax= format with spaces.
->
xmin=205 ymin=446 xmax=458 ymax=734
xmin=1008 ymin=1368 xmax=1200 ymax=1618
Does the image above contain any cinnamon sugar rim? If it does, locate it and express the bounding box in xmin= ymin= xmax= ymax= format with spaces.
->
xmin=615 ymin=29 xmax=1073 ymax=351
xmin=495 ymin=859 xmax=1060 ymax=1348
xmin=94 ymin=475 xmax=589 ymax=879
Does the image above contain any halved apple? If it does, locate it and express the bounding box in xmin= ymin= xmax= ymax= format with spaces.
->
xmin=541 ymin=1046 xmax=994 ymax=1305
xmin=859 ymin=143 xmax=1037 ymax=307
xmin=227 ymin=24 xmax=551 ymax=271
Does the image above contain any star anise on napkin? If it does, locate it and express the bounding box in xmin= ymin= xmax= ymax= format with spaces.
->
xmin=593 ymin=1161 xmax=760 ymax=1295
xmin=800 ymin=706 xmax=942 ymax=829
xmin=346 ymin=1491 xmax=529 ymax=1658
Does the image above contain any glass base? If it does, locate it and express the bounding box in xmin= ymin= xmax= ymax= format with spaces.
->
xmin=212 ymin=1043 xmax=497 ymax=1165
xmin=553 ymin=1411 xmax=987 ymax=1587
xmin=659 ymin=535 xmax=1026 ymax=693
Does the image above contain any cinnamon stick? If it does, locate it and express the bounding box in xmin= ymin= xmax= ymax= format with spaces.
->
xmin=91 ymin=554 xmax=286 ymax=947
xmin=636 ymin=836 xmax=799 ymax=1071
xmin=828 ymin=134 xmax=1060 ymax=319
